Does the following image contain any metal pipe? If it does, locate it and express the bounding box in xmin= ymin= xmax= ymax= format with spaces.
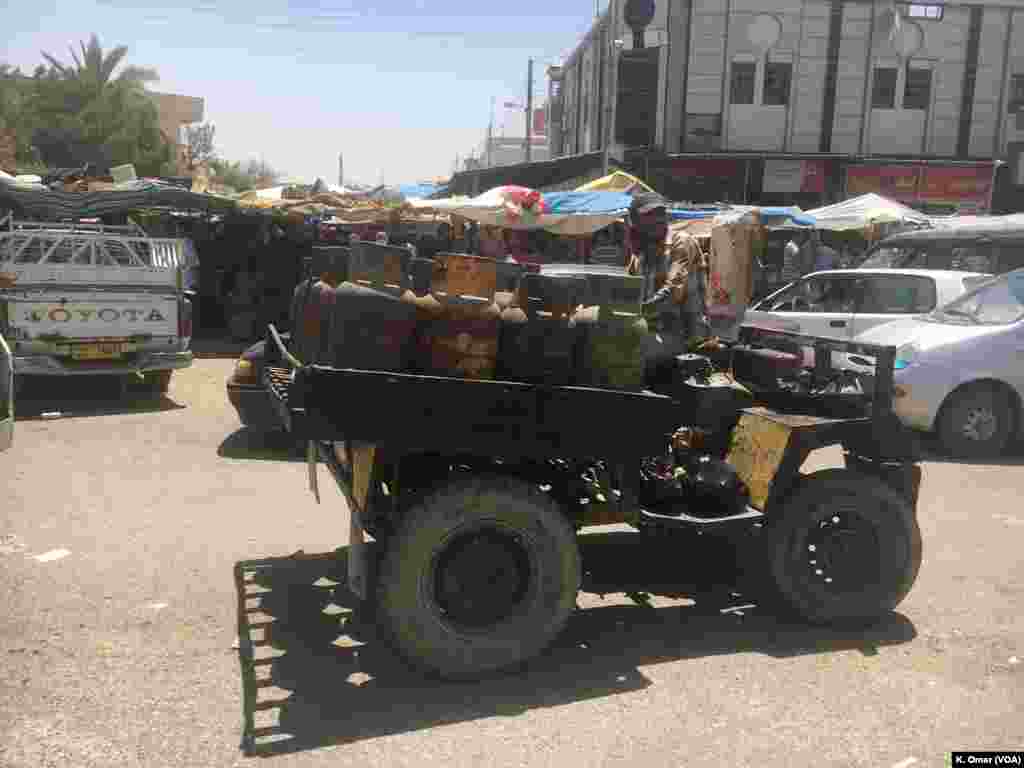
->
xmin=526 ymin=58 xmax=534 ymax=164
xmin=994 ymin=8 xmax=1015 ymax=158
xmin=858 ymin=0 xmax=878 ymax=155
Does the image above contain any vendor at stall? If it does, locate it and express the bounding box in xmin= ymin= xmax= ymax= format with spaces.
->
xmin=503 ymin=229 xmax=543 ymax=267
xmin=626 ymin=192 xmax=708 ymax=340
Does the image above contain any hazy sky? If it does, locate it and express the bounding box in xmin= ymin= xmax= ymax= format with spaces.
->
xmin=3 ymin=0 xmax=606 ymax=184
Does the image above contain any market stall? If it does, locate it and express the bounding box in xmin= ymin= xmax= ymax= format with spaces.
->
xmin=804 ymin=192 xmax=932 ymax=267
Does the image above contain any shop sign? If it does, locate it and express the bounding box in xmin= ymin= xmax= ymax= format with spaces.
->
xmin=665 ymin=158 xmax=745 ymax=202
xmin=763 ymin=159 xmax=826 ymax=194
xmin=918 ymin=166 xmax=993 ymax=207
xmin=846 ymin=164 xmax=994 ymax=211
xmin=846 ymin=165 xmax=920 ymax=200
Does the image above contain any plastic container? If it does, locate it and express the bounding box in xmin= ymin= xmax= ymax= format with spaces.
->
xmin=289 ymin=246 xmax=350 ymax=365
xmin=571 ymin=305 xmax=650 ymax=391
xmin=110 ymin=164 xmax=137 ymax=184
xmin=494 ymin=259 xmax=525 ymax=311
xmin=433 ymin=252 xmax=499 ymax=299
xmin=497 ymin=273 xmax=585 ymax=385
xmin=348 ymin=240 xmax=411 ymax=296
xmin=578 ymin=272 xmax=644 ymax=314
xmin=325 ymin=281 xmax=418 ymax=372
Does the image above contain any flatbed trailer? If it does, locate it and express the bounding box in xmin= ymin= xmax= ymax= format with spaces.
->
xmin=261 ymin=322 xmax=922 ymax=681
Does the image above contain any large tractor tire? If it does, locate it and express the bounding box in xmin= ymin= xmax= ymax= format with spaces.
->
xmin=375 ymin=473 xmax=580 ymax=680
xmin=760 ymin=469 xmax=922 ymax=626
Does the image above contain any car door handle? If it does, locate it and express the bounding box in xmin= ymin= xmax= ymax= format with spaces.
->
xmin=829 ymin=320 xmax=847 ymax=328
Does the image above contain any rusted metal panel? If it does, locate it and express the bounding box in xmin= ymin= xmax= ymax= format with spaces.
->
xmin=726 ymin=410 xmax=795 ymax=510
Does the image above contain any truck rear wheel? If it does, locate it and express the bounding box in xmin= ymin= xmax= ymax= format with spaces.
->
xmin=762 ymin=469 xmax=922 ymax=625
xmin=376 ymin=473 xmax=580 ymax=680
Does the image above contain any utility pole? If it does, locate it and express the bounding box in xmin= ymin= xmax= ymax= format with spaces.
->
xmin=487 ymin=96 xmax=495 ymax=168
xmin=525 ymin=58 xmax=534 ymax=164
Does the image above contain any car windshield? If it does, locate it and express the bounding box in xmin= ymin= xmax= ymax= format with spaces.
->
xmin=931 ymin=271 xmax=1024 ymax=325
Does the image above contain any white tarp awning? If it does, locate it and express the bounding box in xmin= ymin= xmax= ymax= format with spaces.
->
xmin=805 ymin=193 xmax=930 ymax=231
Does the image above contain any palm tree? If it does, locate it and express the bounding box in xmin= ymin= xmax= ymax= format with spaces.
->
xmin=31 ymin=35 xmax=167 ymax=174
xmin=41 ymin=34 xmax=158 ymax=99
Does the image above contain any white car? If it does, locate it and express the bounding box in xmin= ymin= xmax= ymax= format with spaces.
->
xmin=745 ymin=269 xmax=991 ymax=342
xmin=854 ymin=269 xmax=1024 ymax=458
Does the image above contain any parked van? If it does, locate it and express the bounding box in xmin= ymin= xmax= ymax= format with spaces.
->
xmin=860 ymin=214 xmax=1024 ymax=274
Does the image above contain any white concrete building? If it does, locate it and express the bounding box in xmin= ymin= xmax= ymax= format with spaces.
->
xmin=550 ymin=0 xmax=1024 ymax=211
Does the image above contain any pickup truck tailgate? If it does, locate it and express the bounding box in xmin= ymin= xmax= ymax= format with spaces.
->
xmin=6 ymin=290 xmax=179 ymax=343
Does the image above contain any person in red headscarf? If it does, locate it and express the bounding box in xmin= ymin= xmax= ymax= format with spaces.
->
xmin=503 ymin=228 xmax=543 ymax=267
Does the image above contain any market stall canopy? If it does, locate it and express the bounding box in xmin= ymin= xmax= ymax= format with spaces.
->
xmin=0 ymin=176 xmax=238 ymax=220
xmin=806 ymin=193 xmax=930 ymax=231
xmin=668 ymin=205 xmax=813 ymax=228
xmin=410 ymin=186 xmax=631 ymax=235
xmin=250 ymin=186 xmax=285 ymax=200
xmin=397 ymin=182 xmax=449 ymax=201
xmin=575 ymin=171 xmax=655 ymax=194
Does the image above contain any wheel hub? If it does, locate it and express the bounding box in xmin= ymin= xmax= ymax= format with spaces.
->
xmin=804 ymin=510 xmax=879 ymax=593
xmin=434 ymin=528 xmax=532 ymax=630
xmin=962 ymin=406 xmax=997 ymax=442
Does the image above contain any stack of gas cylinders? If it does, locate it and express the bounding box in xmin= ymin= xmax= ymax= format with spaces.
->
xmin=288 ymin=240 xmax=666 ymax=392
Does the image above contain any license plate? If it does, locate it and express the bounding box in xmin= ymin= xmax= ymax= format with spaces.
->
xmin=70 ymin=343 xmax=126 ymax=360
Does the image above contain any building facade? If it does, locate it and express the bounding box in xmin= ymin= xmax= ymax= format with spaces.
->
xmin=551 ymin=0 xmax=1024 ymax=212
xmin=148 ymin=91 xmax=205 ymax=175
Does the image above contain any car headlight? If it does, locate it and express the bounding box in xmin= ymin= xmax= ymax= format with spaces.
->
xmin=894 ymin=343 xmax=919 ymax=370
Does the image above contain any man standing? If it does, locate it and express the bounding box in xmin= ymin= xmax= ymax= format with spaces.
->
xmin=626 ymin=192 xmax=707 ymax=342
xmin=811 ymin=231 xmax=840 ymax=272
xmin=781 ymin=234 xmax=803 ymax=283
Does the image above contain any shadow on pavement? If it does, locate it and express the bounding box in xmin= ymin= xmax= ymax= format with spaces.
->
xmin=15 ymin=375 xmax=183 ymax=420
xmin=218 ymin=428 xmax=304 ymax=462
xmin=234 ymin=532 xmax=917 ymax=757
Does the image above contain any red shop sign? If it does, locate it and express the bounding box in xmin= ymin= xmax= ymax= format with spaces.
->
xmin=846 ymin=165 xmax=920 ymax=200
xmin=918 ymin=165 xmax=993 ymax=205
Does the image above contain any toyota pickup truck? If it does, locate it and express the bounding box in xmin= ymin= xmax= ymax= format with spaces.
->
xmin=0 ymin=218 xmax=194 ymax=393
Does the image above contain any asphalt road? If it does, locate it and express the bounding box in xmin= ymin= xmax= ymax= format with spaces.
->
xmin=1 ymin=353 xmax=1021 ymax=768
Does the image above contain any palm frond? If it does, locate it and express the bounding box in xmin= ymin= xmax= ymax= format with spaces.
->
xmin=117 ymin=65 xmax=159 ymax=85
xmin=40 ymin=53 xmax=68 ymax=76
xmin=100 ymin=46 xmax=129 ymax=84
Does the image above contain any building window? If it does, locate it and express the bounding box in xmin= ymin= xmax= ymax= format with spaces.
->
xmin=684 ymin=113 xmax=723 ymax=151
xmin=872 ymin=67 xmax=898 ymax=109
xmin=903 ymin=66 xmax=932 ymax=110
xmin=763 ymin=62 xmax=793 ymax=106
xmin=908 ymin=4 xmax=943 ymax=21
xmin=1009 ymin=74 xmax=1024 ymax=113
xmin=730 ymin=61 xmax=756 ymax=105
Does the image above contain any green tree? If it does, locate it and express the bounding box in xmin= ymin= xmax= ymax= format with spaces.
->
xmin=13 ymin=35 xmax=170 ymax=175
xmin=41 ymin=34 xmax=158 ymax=101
